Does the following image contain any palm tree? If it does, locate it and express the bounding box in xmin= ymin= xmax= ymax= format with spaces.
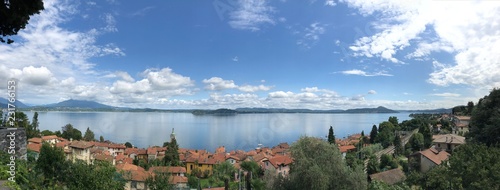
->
xmin=213 ymin=161 xmax=236 ymax=190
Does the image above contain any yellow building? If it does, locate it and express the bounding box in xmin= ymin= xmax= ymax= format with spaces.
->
xmin=185 ymin=157 xmax=216 ymax=176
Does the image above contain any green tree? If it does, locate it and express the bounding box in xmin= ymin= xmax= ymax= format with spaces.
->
xmin=61 ymin=124 xmax=82 ymax=141
xmin=418 ymin=123 xmax=432 ymax=149
xmin=367 ymin=155 xmax=379 ymax=175
xmin=379 ymin=154 xmax=397 ymax=171
xmin=40 ymin=130 xmax=55 ymax=136
xmin=376 ymin=121 xmax=395 ymax=148
xmin=163 ymin=138 xmax=180 ymax=166
xmin=82 ymin=127 xmax=95 ymax=141
xmin=213 ymin=161 xmax=236 ymax=190
xmin=241 ymin=160 xmax=265 ymax=190
xmin=327 ymin=126 xmax=335 ymax=144
xmin=0 ymin=0 xmax=44 ymax=44
xmin=388 ymin=116 xmax=399 ymax=130
xmin=125 ymin=142 xmax=133 ymax=148
xmin=64 ymin=160 xmax=125 ymax=190
xmin=99 ymin=135 xmax=104 ymax=142
xmin=409 ymin=133 xmax=424 ymax=152
xmin=146 ymin=168 xmax=174 ymax=190
xmin=35 ymin=143 xmax=67 ymax=184
xmin=369 ymin=125 xmax=378 ymax=144
xmin=27 ymin=112 xmax=40 ymax=138
xmin=466 ymin=101 xmax=474 ymax=115
xmin=287 ymin=136 xmax=367 ymax=190
xmin=468 ymin=88 xmax=500 ymax=146
xmin=393 ymin=134 xmax=403 ymax=156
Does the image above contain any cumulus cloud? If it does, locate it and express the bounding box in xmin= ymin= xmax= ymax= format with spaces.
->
xmin=145 ymin=68 xmax=194 ymax=90
xmin=342 ymin=0 xmax=500 ymax=89
xmin=431 ymin=93 xmax=460 ymax=97
xmin=13 ymin=66 xmax=55 ymax=86
xmin=203 ymin=77 xmax=238 ymax=91
xmin=228 ymin=0 xmax=275 ymax=31
xmin=238 ymin=85 xmax=272 ymax=92
xmin=368 ymin=90 xmax=377 ymax=94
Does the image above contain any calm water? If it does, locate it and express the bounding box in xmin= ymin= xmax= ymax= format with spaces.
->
xmin=23 ymin=112 xmax=410 ymax=152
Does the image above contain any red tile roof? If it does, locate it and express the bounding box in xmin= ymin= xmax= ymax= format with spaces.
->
xmin=116 ymin=163 xmax=145 ymax=172
xmin=41 ymin=135 xmax=58 ymax=141
xmin=148 ymin=166 xmax=186 ymax=174
xmin=55 ymin=141 xmax=70 ymax=148
xmin=418 ymin=148 xmax=450 ymax=165
xmin=69 ymin=141 xmax=94 ymax=149
xmin=94 ymin=154 xmax=113 ymax=162
xmin=28 ymin=138 xmax=42 ymax=144
xmin=339 ymin=145 xmax=357 ymax=153
xmin=169 ymin=176 xmax=188 ymax=185
xmin=27 ymin=143 xmax=42 ymax=153
xmin=267 ymin=155 xmax=293 ymax=168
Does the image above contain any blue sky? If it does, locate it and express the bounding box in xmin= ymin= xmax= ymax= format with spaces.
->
xmin=1 ymin=0 xmax=499 ymax=110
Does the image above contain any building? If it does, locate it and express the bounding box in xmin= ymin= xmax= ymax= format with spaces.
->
xmin=432 ymin=134 xmax=465 ymax=152
xmin=410 ymin=147 xmax=450 ymax=172
xmin=452 ymin=116 xmax=471 ymax=135
xmin=116 ymin=163 xmax=149 ymax=190
xmin=369 ymin=168 xmax=406 ymax=185
xmin=41 ymin=135 xmax=60 ymax=145
xmin=185 ymin=156 xmax=216 ymax=176
xmin=69 ymin=140 xmax=95 ymax=164
xmin=263 ymin=155 xmax=293 ymax=176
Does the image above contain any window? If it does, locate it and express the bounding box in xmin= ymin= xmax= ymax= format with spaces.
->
xmin=131 ymin=181 xmax=137 ymax=188
xmin=199 ymin=164 xmax=202 ymax=167
xmin=190 ymin=165 xmax=193 ymax=170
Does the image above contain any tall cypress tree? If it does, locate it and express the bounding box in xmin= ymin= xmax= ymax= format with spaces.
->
xmin=369 ymin=125 xmax=378 ymax=144
xmin=328 ymin=126 xmax=336 ymax=144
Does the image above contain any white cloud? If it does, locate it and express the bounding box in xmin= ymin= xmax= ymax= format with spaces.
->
xmin=14 ymin=66 xmax=55 ymax=86
xmin=368 ymin=90 xmax=377 ymax=94
xmin=325 ymin=0 xmax=336 ymax=6
xmin=238 ymin=85 xmax=272 ymax=92
xmin=297 ymin=22 xmax=326 ymax=48
xmin=131 ymin=6 xmax=155 ymax=17
xmin=115 ymin=71 xmax=135 ymax=82
xmin=145 ymin=68 xmax=194 ymax=90
xmin=431 ymin=93 xmax=460 ymax=97
xmin=102 ymin=13 xmax=117 ymax=32
xmin=228 ymin=0 xmax=275 ymax=31
xmin=203 ymin=77 xmax=238 ymax=91
xmin=342 ymin=0 xmax=500 ymax=89
xmin=340 ymin=69 xmax=393 ymax=77
xmin=232 ymin=56 xmax=239 ymax=62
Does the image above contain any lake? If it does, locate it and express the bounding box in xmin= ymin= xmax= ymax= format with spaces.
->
xmin=23 ymin=111 xmax=411 ymax=152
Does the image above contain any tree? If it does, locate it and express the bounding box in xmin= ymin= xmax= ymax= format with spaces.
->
xmin=367 ymin=155 xmax=379 ymax=175
xmin=35 ymin=143 xmax=67 ymax=184
xmin=146 ymin=168 xmax=174 ymax=190
xmin=287 ymin=137 xmax=367 ymax=190
xmin=468 ymin=88 xmax=500 ymax=146
xmin=409 ymin=133 xmax=424 ymax=152
xmin=0 ymin=0 xmax=44 ymax=44
xmin=125 ymin=142 xmax=133 ymax=148
xmin=241 ymin=160 xmax=265 ymax=190
xmin=467 ymin=101 xmax=474 ymax=115
xmin=40 ymin=130 xmax=55 ymax=136
xmin=61 ymin=124 xmax=82 ymax=141
xmin=27 ymin=112 xmax=40 ymax=138
xmin=327 ymin=126 xmax=335 ymax=144
xmin=163 ymin=138 xmax=180 ymax=166
xmin=419 ymin=123 xmax=432 ymax=149
xmin=388 ymin=116 xmax=399 ymax=129
xmin=376 ymin=121 xmax=395 ymax=148
xmin=370 ymin=125 xmax=378 ymax=144
xmin=379 ymin=154 xmax=397 ymax=171
xmin=64 ymin=160 xmax=125 ymax=190
xmin=213 ymin=161 xmax=236 ymax=190
xmin=83 ymin=127 xmax=95 ymax=141
xmin=393 ymin=134 xmax=403 ymax=156
xmin=99 ymin=135 xmax=104 ymax=142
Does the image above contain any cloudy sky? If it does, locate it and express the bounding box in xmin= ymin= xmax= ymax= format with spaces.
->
xmin=1 ymin=0 xmax=499 ymax=110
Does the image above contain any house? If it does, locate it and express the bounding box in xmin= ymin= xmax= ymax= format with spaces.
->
xmin=69 ymin=141 xmax=95 ymax=164
xmin=339 ymin=145 xmax=357 ymax=158
xmin=432 ymin=134 xmax=465 ymax=152
xmin=27 ymin=143 xmax=42 ymax=160
xmin=116 ymin=163 xmax=149 ymax=190
xmin=215 ymin=146 xmax=226 ymax=153
xmin=93 ymin=154 xmax=115 ymax=165
xmin=28 ymin=137 xmax=42 ymax=145
xmin=410 ymin=147 xmax=450 ymax=172
xmin=369 ymin=168 xmax=406 ymax=185
xmin=55 ymin=141 xmax=72 ymax=160
xmin=185 ymin=156 xmax=216 ymax=176
xmin=116 ymin=154 xmax=134 ymax=165
xmin=452 ymin=116 xmax=471 ymax=135
xmin=147 ymin=147 xmax=158 ymax=161
xmin=108 ymin=143 xmax=127 ymax=156
xmin=263 ymin=155 xmax=293 ymax=176
xmin=147 ymin=166 xmax=189 ymax=188
xmin=41 ymin=135 xmax=60 ymax=145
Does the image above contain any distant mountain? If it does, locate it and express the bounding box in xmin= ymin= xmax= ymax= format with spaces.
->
xmin=0 ymin=97 xmax=29 ymax=108
xmin=43 ymin=99 xmax=114 ymax=109
xmin=398 ymin=108 xmax=452 ymax=114
xmin=235 ymin=108 xmax=344 ymax=113
xmin=344 ymin=106 xmax=399 ymax=113
xmin=193 ymin=108 xmax=238 ymax=116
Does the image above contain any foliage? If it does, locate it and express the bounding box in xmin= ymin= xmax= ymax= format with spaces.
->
xmin=368 ymin=180 xmax=410 ymax=190
xmin=418 ymin=123 xmax=432 ymax=149
xmin=213 ymin=161 xmax=236 ymax=190
xmin=99 ymin=135 xmax=104 ymax=142
xmin=388 ymin=116 xmax=400 ymax=130
xmin=287 ymin=137 xmax=367 ymax=190
xmin=40 ymin=129 xmax=55 ymax=136
xmin=146 ymin=169 xmax=174 ymax=190
xmin=163 ymin=137 xmax=180 ymax=166
xmin=359 ymin=143 xmax=383 ymax=160
xmin=27 ymin=112 xmax=40 ymax=138
xmin=369 ymin=125 xmax=378 ymax=144
xmin=327 ymin=126 xmax=335 ymax=144
xmin=125 ymin=142 xmax=133 ymax=148
xmin=36 ymin=143 xmax=67 ymax=184
xmin=376 ymin=121 xmax=395 ymax=148
xmin=61 ymin=124 xmax=82 ymax=141
xmin=367 ymin=155 xmax=379 ymax=175
xmin=187 ymin=174 xmax=200 ymax=189
xmin=468 ymin=88 xmax=500 ymax=146
xmin=409 ymin=133 xmax=424 ymax=152
xmin=379 ymin=154 xmax=397 ymax=171
xmin=0 ymin=0 xmax=44 ymax=44
xmin=345 ymin=152 xmax=363 ymax=169
xmin=393 ymin=134 xmax=403 ymax=156
xmin=82 ymin=127 xmax=95 ymax=141
xmin=64 ymin=160 xmax=125 ymax=190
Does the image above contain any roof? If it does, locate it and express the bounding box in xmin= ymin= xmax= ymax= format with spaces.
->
xmin=432 ymin=134 xmax=465 ymax=144
xmin=417 ymin=148 xmax=450 ymax=165
xmin=147 ymin=147 xmax=158 ymax=155
xmin=69 ymin=141 xmax=94 ymax=149
xmin=94 ymin=154 xmax=113 ymax=162
xmin=267 ymin=155 xmax=293 ymax=168
xmin=27 ymin=143 xmax=42 ymax=153
xmin=28 ymin=138 xmax=42 ymax=144
xmin=41 ymin=135 xmax=58 ymax=141
xmin=251 ymin=152 xmax=269 ymax=162
xmin=116 ymin=163 xmax=145 ymax=172
xmin=339 ymin=145 xmax=357 ymax=153
xmin=55 ymin=141 xmax=70 ymax=148
xmin=454 ymin=116 xmax=471 ymax=121
xmin=369 ymin=168 xmax=406 ymax=185
xmin=148 ymin=166 xmax=186 ymax=174
xmin=121 ymin=170 xmax=149 ymax=182
xmin=169 ymin=176 xmax=188 ymax=185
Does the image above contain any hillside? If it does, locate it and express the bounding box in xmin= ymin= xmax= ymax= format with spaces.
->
xmin=0 ymin=97 xmax=29 ymax=108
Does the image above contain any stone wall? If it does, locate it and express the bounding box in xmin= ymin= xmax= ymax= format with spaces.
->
xmin=0 ymin=127 xmax=27 ymax=160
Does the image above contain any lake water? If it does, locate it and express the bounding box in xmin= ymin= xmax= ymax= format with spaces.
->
xmin=23 ymin=112 xmax=411 ymax=152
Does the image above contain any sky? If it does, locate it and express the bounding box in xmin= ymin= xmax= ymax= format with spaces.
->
xmin=0 ymin=0 xmax=499 ymax=110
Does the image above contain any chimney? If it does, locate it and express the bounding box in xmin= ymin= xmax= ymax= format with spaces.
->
xmin=70 ymin=138 xmax=73 ymax=142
